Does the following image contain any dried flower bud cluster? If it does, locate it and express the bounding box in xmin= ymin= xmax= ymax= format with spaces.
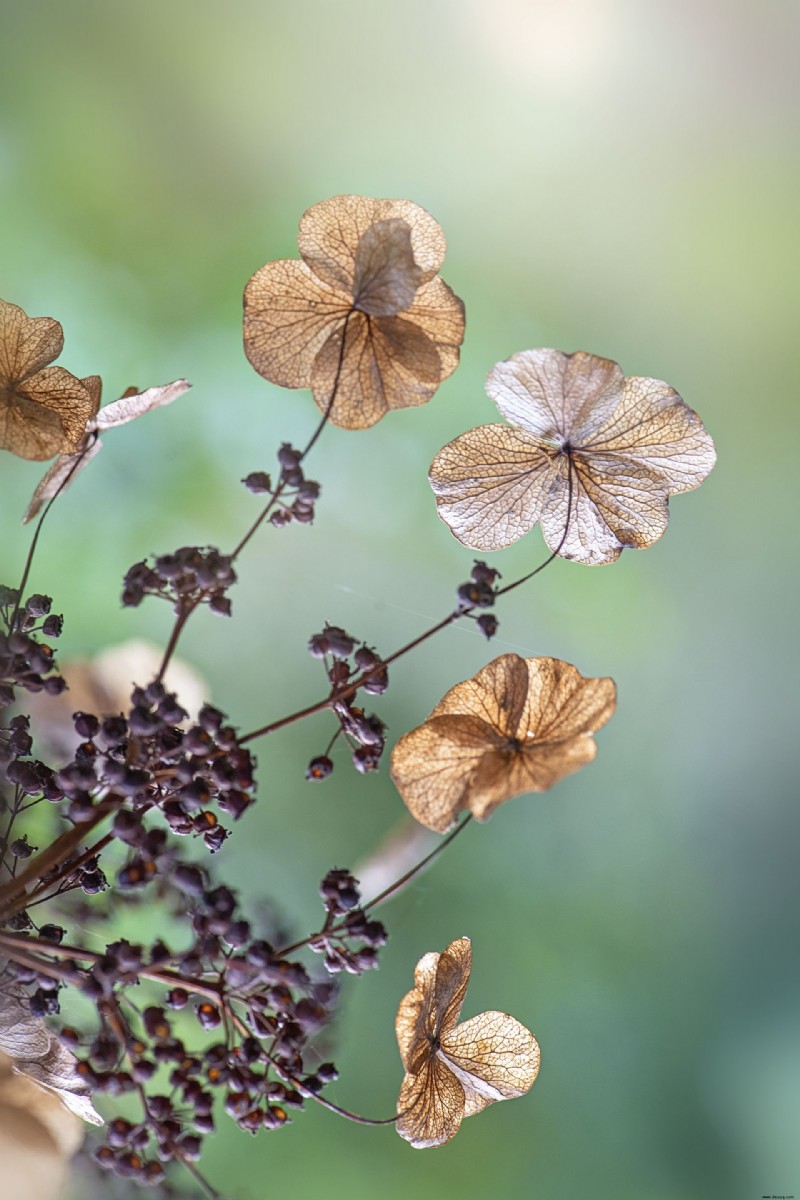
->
xmin=260 ymin=444 xmax=322 ymax=528
xmin=454 ymin=561 xmax=501 ymax=639
xmin=32 ymin=690 xmax=255 ymax=867
xmin=122 ymin=547 xmax=236 ymax=617
xmin=313 ymin=868 xmax=387 ymax=975
xmin=0 ymin=588 xmax=66 ymax=705
xmin=306 ymin=626 xmax=389 ymax=777
xmin=2 ymin=867 xmax=356 ymax=1185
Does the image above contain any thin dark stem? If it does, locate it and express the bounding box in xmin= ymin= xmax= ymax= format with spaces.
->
xmin=0 ymin=931 xmax=228 ymax=1005
xmin=300 ymin=309 xmax=352 ymax=460
xmin=298 ymin=1089 xmax=398 ymax=1126
xmin=8 ymin=439 xmax=97 ymax=632
xmin=242 ymin=460 xmax=577 ymax=745
xmin=240 ymin=611 xmax=458 ymax=744
xmin=157 ymin=313 xmax=353 ymax=669
xmin=323 ymin=727 xmax=342 ymax=756
xmin=229 ymin=489 xmax=286 ymax=564
xmin=494 ymin=459 xmax=575 ymax=600
xmin=0 ymin=805 xmax=117 ymax=916
xmin=180 ymin=1157 xmax=225 ymax=1200
xmin=156 ymin=598 xmax=200 ymax=684
xmin=221 ymin=1005 xmax=397 ymax=1127
xmin=276 ymin=816 xmax=472 ymax=958
xmin=361 ymin=814 xmax=472 ymax=914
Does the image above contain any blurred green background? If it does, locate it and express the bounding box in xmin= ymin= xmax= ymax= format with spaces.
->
xmin=1 ymin=1 xmax=797 ymax=1198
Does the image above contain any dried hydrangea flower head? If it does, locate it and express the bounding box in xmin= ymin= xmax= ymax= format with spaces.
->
xmin=395 ymin=937 xmax=540 ymax=1148
xmin=429 ymin=348 xmax=716 ymax=564
xmin=0 ymin=299 xmax=97 ymax=461
xmin=391 ymin=654 xmax=616 ymax=832
xmin=243 ymin=195 xmax=465 ymax=429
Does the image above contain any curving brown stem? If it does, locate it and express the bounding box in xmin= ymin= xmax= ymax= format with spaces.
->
xmin=156 ymin=311 xmax=353 ymax=682
xmin=241 ymin=460 xmax=577 ymax=744
xmin=6 ymin=439 xmax=98 ymax=634
xmin=0 ymin=804 xmax=118 ymax=918
xmin=276 ymin=815 xmax=472 ymax=959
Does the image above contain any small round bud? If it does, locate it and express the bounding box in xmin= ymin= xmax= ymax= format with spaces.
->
xmin=277 ymin=443 xmax=301 ymax=469
xmin=471 ymin=560 xmax=501 ymax=586
xmin=456 ymin=580 xmax=495 ymax=610
xmin=39 ymin=924 xmax=65 ymax=944
xmin=73 ymin=711 xmax=100 ymax=739
xmin=323 ymin=625 xmax=355 ymax=659
xmin=42 ymin=614 xmax=64 ymax=638
xmin=476 ymin=613 xmax=499 ymax=639
xmin=306 ymin=755 xmax=333 ymax=781
xmin=269 ymin=508 xmax=293 ymax=528
xmin=196 ymin=1002 xmax=222 ymax=1030
xmin=25 ymin=593 xmax=52 ymax=617
xmin=242 ymin=471 xmax=272 ymax=493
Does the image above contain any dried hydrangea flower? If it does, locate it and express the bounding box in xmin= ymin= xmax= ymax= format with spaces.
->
xmin=390 ymin=654 xmax=616 ymax=832
xmin=0 ymin=299 xmax=97 ymax=461
xmin=429 ymin=348 xmax=716 ymax=564
xmin=23 ymin=379 xmax=191 ymax=521
xmin=243 ymin=195 xmax=465 ymax=429
xmin=0 ymin=994 xmax=103 ymax=1126
xmin=395 ymin=937 xmax=540 ymax=1148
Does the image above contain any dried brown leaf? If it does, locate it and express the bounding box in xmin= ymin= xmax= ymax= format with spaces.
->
xmin=243 ymin=195 xmax=465 ymax=428
xmin=390 ymin=654 xmax=616 ymax=832
xmin=23 ymin=379 xmax=191 ymax=522
xmin=0 ymin=299 xmax=97 ymax=461
xmin=395 ymin=937 xmax=540 ymax=1148
xmin=429 ymin=348 xmax=716 ymax=564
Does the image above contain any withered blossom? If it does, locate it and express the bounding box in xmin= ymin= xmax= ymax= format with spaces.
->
xmin=243 ymin=195 xmax=465 ymax=428
xmin=429 ymin=348 xmax=716 ymax=564
xmin=0 ymin=993 xmax=103 ymax=1127
xmin=0 ymin=299 xmax=97 ymax=462
xmin=390 ymin=654 xmax=616 ymax=832
xmin=395 ymin=937 xmax=540 ymax=1148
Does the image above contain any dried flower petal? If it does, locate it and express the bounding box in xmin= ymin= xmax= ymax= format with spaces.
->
xmin=351 ymin=219 xmax=423 ymax=316
xmin=0 ymin=993 xmax=103 ymax=1126
xmin=429 ymin=348 xmax=716 ymax=565
xmin=391 ymin=655 xmax=616 ymax=832
xmin=0 ymin=299 xmax=97 ymax=461
xmin=243 ymin=195 xmax=464 ymax=429
xmin=395 ymin=938 xmax=539 ymax=1148
xmin=297 ymin=195 xmax=447 ymax=292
